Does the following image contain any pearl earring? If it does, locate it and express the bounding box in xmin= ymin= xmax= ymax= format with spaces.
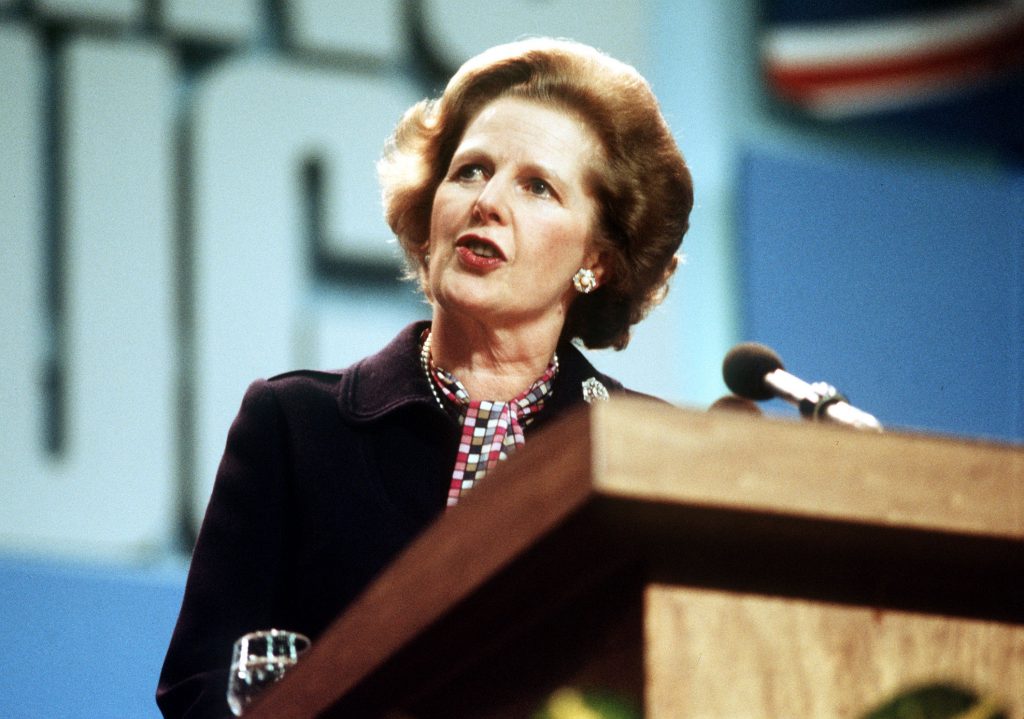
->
xmin=572 ymin=267 xmax=598 ymax=294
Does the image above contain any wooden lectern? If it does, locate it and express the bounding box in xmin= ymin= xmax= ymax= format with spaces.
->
xmin=248 ymin=399 xmax=1024 ymax=718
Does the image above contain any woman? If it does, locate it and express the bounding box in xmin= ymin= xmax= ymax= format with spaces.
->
xmin=157 ymin=37 xmax=692 ymax=717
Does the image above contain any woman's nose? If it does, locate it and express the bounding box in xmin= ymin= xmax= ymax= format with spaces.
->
xmin=472 ymin=178 xmax=508 ymax=224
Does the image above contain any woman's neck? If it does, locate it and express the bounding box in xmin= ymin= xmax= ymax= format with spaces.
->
xmin=427 ymin=311 xmax=562 ymax=402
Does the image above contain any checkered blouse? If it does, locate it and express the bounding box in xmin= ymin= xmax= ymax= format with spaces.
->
xmin=422 ymin=337 xmax=558 ymax=507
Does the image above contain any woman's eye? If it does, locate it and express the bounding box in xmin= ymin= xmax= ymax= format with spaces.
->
xmin=526 ymin=178 xmax=553 ymax=197
xmin=455 ymin=164 xmax=485 ymax=181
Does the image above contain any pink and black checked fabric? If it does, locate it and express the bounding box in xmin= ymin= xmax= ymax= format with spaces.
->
xmin=429 ymin=359 xmax=557 ymax=507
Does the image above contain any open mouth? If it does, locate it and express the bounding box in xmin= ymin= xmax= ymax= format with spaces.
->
xmin=456 ymin=235 xmax=506 ymax=261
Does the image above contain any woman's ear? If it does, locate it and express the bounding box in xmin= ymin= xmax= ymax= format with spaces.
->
xmin=586 ymin=247 xmax=612 ymax=286
xmin=419 ymin=246 xmax=435 ymax=302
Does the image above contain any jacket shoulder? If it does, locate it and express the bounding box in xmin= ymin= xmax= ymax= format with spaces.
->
xmin=266 ymin=368 xmax=345 ymax=387
xmin=242 ymin=369 xmax=346 ymax=415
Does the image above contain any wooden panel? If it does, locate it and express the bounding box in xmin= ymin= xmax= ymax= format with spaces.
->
xmin=593 ymin=399 xmax=1024 ymax=540
xmin=645 ymin=584 xmax=1024 ymax=718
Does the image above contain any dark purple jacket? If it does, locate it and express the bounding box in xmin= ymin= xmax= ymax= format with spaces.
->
xmin=156 ymin=321 xmax=631 ymax=718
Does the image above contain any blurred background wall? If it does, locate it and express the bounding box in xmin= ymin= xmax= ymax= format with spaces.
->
xmin=1 ymin=0 xmax=1021 ymax=716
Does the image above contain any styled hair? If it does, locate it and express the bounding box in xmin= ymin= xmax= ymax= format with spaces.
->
xmin=378 ymin=37 xmax=693 ymax=350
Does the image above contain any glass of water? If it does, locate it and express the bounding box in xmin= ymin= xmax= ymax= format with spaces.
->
xmin=227 ymin=629 xmax=310 ymax=716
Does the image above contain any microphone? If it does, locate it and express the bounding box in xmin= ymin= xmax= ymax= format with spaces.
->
xmin=722 ymin=342 xmax=882 ymax=432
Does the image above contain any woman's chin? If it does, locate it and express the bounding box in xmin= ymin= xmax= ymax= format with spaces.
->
xmin=434 ymin=293 xmax=509 ymax=325
xmin=432 ymin=274 xmax=501 ymax=313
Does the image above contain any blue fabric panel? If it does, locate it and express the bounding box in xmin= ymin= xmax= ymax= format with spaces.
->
xmin=738 ymin=146 xmax=1023 ymax=442
xmin=0 ymin=556 xmax=187 ymax=719
xmin=1013 ymin=173 xmax=1024 ymax=440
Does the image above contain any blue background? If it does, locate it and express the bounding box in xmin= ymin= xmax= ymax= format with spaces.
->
xmin=739 ymin=147 xmax=1023 ymax=440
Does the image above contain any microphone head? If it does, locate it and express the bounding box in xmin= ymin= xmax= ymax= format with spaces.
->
xmin=722 ymin=342 xmax=784 ymax=401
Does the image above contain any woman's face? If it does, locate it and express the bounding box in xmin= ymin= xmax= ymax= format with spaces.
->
xmin=426 ymin=96 xmax=605 ymax=335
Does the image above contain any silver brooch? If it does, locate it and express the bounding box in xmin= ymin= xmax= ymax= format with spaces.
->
xmin=581 ymin=377 xmax=609 ymax=404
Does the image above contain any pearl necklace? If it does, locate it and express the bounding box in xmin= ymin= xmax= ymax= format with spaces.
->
xmin=420 ymin=330 xmax=447 ymax=413
xmin=419 ymin=330 xmax=559 ymax=414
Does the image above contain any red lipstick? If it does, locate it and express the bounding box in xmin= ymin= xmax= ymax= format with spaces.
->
xmin=455 ymin=235 xmax=506 ymax=270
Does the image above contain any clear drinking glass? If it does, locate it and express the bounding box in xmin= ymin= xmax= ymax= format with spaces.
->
xmin=226 ymin=629 xmax=310 ymax=716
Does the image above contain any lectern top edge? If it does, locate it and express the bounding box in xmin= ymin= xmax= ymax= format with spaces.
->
xmin=589 ymin=398 xmax=1024 ymax=542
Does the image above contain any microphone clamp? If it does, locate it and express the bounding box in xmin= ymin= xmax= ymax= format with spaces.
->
xmin=804 ymin=381 xmax=845 ymax=421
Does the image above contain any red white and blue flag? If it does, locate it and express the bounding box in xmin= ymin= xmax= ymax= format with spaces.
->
xmin=761 ymin=0 xmax=1024 ymax=156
